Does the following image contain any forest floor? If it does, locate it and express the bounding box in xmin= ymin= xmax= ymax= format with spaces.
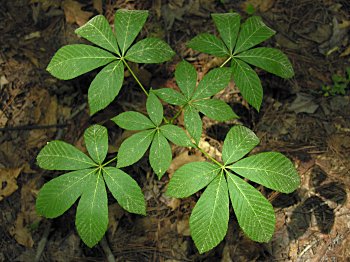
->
xmin=0 ymin=0 xmax=350 ymax=261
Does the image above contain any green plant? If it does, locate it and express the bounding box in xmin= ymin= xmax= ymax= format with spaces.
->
xmin=37 ymin=10 xmax=300 ymax=254
xmin=322 ymin=67 xmax=350 ymax=96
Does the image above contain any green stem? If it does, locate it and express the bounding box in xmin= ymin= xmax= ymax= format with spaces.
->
xmin=102 ymin=155 xmax=118 ymax=167
xmin=220 ymin=56 xmax=232 ymax=68
xmin=122 ymin=58 xmax=149 ymax=96
xmin=169 ymin=106 xmax=184 ymax=123
xmin=195 ymin=144 xmax=223 ymax=167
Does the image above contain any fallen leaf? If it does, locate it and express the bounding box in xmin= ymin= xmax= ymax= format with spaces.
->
xmin=168 ymin=150 xmax=205 ymax=177
xmin=10 ymin=175 xmax=42 ymax=247
xmin=288 ymin=93 xmax=319 ymax=114
xmin=241 ymin=0 xmax=275 ymax=13
xmin=176 ymin=218 xmax=190 ymax=236
xmin=93 ymin=0 xmax=102 ymax=13
xmin=0 ymin=167 xmax=23 ymax=201
xmin=62 ymin=0 xmax=93 ymax=26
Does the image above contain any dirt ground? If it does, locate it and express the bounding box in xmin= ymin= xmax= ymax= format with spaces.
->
xmin=0 ymin=0 xmax=350 ymax=261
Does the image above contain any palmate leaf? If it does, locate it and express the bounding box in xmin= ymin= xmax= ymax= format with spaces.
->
xmin=125 ymin=38 xmax=175 ymax=63
xmin=175 ymin=60 xmax=197 ymax=99
xmin=75 ymin=15 xmax=120 ymax=56
xmin=166 ymin=162 xmax=220 ymax=198
xmin=226 ymin=171 xmax=275 ymax=242
xmin=153 ymin=88 xmax=186 ymax=106
xmin=103 ymin=167 xmax=146 ymax=215
xmin=184 ymin=105 xmax=202 ymax=144
xmin=84 ymin=125 xmax=108 ymax=164
xmin=236 ymin=47 xmax=294 ymax=78
xmin=46 ymin=44 xmax=117 ymax=80
xmin=212 ymin=13 xmax=241 ymax=54
xmin=76 ymin=170 xmax=108 ymax=247
xmin=37 ymin=141 xmax=96 ymax=170
xmin=117 ymin=129 xmax=155 ymax=168
xmin=190 ymin=173 xmax=229 ymax=254
xmin=88 ymin=60 xmax=124 ymax=115
xmin=149 ymin=131 xmax=172 ymax=179
xmin=112 ymin=111 xmax=155 ymax=130
xmin=187 ymin=33 xmax=229 ymax=57
xmin=231 ymin=58 xmax=263 ymax=111
xmin=234 ymin=16 xmax=275 ymax=54
xmin=36 ymin=169 xmax=95 ymax=218
xmin=229 ymin=152 xmax=300 ymax=193
xmin=114 ymin=9 xmax=149 ymax=55
xmin=192 ymin=67 xmax=231 ymax=100
xmin=193 ymin=98 xmax=238 ymax=121
xmin=146 ymin=92 xmax=163 ymax=126
xmin=160 ymin=124 xmax=193 ymax=147
xmin=222 ymin=125 xmax=259 ymax=165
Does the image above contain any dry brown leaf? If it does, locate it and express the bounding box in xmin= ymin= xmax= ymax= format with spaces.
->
xmin=62 ymin=0 xmax=93 ymax=26
xmin=10 ymin=175 xmax=42 ymax=247
xmin=93 ymin=0 xmax=103 ymax=14
xmin=160 ymin=194 xmax=181 ymax=210
xmin=0 ymin=167 xmax=22 ymax=201
xmin=176 ymin=218 xmax=190 ymax=236
xmin=108 ymin=203 xmax=124 ymax=238
xmin=9 ymin=212 xmax=34 ymax=248
xmin=168 ymin=150 xmax=205 ymax=177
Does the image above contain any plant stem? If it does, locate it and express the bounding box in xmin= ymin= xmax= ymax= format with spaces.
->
xmin=169 ymin=106 xmax=184 ymax=123
xmin=122 ymin=58 xmax=149 ymax=96
xmin=220 ymin=56 xmax=232 ymax=68
xmin=195 ymin=144 xmax=223 ymax=167
xmin=102 ymin=155 xmax=118 ymax=167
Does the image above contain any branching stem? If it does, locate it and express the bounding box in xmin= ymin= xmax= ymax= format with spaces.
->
xmin=102 ymin=155 xmax=118 ymax=167
xmin=195 ymin=144 xmax=223 ymax=167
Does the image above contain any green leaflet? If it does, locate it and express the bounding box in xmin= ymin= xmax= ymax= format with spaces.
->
xmin=46 ymin=44 xmax=117 ymax=80
xmin=114 ymin=9 xmax=149 ymax=55
xmin=160 ymin=124 xmax=193 ymax=147
xmin=190 ymin=173 xmax=229 ymax=254
xmin=175 ymin=60 xmax=197 ymax=99
xmin=166 ymin=162 xmax=220 ymax=198
xmin=226 ymin=171 xmax=275 ymax=242
xmin=75 ymin=15 xmax=120 ymax=56
xmin=146 ymin=92 xmax=163 ymax=126
xmin=36 ymin=169 xmax=95 ymax=218
xmin=112 ymin=111 xmax=155 ymax=130
xmin=117 ymin=129 xmax=155 ymax=168
xmin=149 ymin=131 xmax=172 ymax=179
xmin=153 ymin=88 xmax=186 ymax=106
xmin=231 ymin=58 xmax=263 ymax=111
xmin=212 ymin=13 xmax=240 ymax=54
xmin=76 ymin=170 xmax=108 ymax=247
xmin=88 ymin=60 xmax=124 ymax=115
xmin=184 ymin=105 xmax=202 ymax=144
xmin=193 ymin=98 xmax=238 ymax=121
xmin=222 ymin=125 xmax=260 ymax=165
xmin=103 ymin=167 xmax=146 ymax=215
xmin=125 ymin=38 xmax=175 ymax=63
xmin=187 ymin=33 xmax=229 ymax=57
xmin=37 ymin=140 xmax=96 ymax=170
xmin=234 ymin=16 xmax=275 ymax=54
xmin=84 ymin=125 xmax=108 ymax=164
xmin=192 ymin=67 xmax=231 ymax=100
xmin=229 ymin=152 xmax=300 ymax=193
xmin=236 ymin=47 xmax=294 ymax=78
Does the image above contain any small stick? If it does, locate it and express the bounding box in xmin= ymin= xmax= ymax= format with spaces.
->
xmin=100 ymin=236 xmax=116 ymax=262
xmin=34 ymin=221 xmax=52 ymax=262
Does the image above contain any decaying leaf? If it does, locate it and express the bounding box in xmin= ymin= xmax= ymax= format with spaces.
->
xmin=62 ymin=0 xmax=93 ymax=26
xmin=0 ymin=167 xmax=22 ymax=201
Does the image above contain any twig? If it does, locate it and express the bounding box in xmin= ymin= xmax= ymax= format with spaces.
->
xmin=100 ymin=236 xmax=116 ymax=262
xmin=34 ymin=221 xmax=52 ymax=262
xmin=0 ymin=123 xmax=67 ymax=132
